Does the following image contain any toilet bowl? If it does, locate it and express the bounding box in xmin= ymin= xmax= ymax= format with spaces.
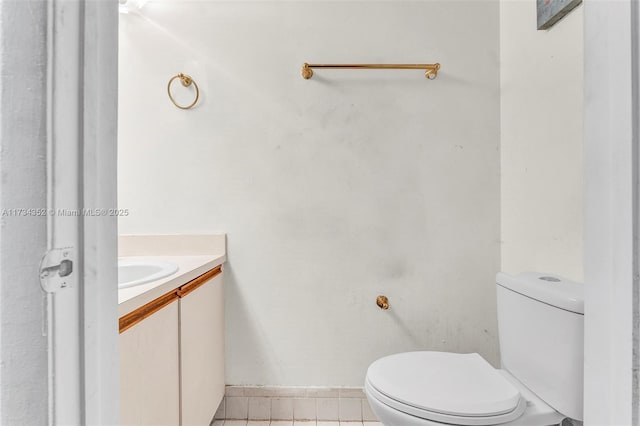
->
xmin=364 ymin=272 xmax=584 ymax=426
xmin=364 ymin=352 xmax=564 ymax=426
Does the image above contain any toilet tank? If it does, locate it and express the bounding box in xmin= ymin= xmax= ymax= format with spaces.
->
xmin=496 ymin=272 xmax=583 ymax=421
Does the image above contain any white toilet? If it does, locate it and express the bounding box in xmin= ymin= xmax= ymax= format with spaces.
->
xmin=365 ymin=272 xmax=584 ymax=426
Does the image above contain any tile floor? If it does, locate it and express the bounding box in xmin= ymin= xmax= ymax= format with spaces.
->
xmin=216 ymin=386 xmax=379 ymax=423
xmin=213 ymin=422 xmax=381 ymax=426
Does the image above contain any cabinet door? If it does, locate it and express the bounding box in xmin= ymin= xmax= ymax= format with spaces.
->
xmin=120 ymin=301 xmax=180 ymax=426
xmin=180 ymin=274 xmax=225 ymax=426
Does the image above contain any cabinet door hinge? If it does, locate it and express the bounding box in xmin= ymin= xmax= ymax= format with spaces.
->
xmin=39 ymin=247 xmax=76 ymax=293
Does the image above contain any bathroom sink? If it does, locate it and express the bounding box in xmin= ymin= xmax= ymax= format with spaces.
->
xmin=118 ymin=259 xmax=179 ymax=289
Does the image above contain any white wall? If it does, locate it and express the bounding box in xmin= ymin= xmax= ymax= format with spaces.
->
xmin=118 ymin=0 xmax=501 ymax=386
xmin=500 ymin=0 xmax=584 ymax=280
xmin=0 ymin=1 xmax=49 ymax=423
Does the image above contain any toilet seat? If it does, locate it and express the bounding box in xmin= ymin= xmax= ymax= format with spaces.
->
xmin=365 ymin=352 xmax=527 ymax=425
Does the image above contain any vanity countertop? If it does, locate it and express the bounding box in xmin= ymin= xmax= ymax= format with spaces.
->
xmin=118 ymin=253 xmax=225 ymax=317
xmin=118 ymin=234 xmax=226 ymax=317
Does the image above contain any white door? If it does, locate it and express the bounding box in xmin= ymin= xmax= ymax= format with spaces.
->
xmin=584 ymin=0 xmax=640 ymax=424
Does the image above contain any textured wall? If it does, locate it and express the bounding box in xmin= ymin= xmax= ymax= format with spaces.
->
xmin=500 ymin=0 xmax=584 ymax=281
xmin=0 ymin=1 xmax=49 ymax=423
xmin=119 ymin=0 xmax=500 ymax=386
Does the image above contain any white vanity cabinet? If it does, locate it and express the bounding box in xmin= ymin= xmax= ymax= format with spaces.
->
xmin=120 ymin=300 xmax=180 ymax=426
xmin=179 ymin=272 xmax=225 ymax=425
xmin=119 ymin=266 xmax=224 ymax=426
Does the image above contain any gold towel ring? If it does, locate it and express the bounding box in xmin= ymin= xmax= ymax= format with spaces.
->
xmin=167 ymin=73 xmax=199 ymax=110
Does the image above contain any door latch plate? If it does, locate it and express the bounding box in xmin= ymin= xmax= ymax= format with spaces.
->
xmin=39 ymin=247 xmax=76 ymax=293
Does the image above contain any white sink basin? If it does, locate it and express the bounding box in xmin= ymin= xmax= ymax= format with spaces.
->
xmin=118 ymin=259 xmax=179 ymax=289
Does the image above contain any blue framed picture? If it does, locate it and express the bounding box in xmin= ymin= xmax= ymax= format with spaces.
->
xmin=537 ymin=0 xmax=582 ymax=30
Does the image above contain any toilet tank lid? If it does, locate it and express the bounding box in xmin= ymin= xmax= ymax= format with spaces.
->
xmin=496 ymin=272 xmax=584 ymax=314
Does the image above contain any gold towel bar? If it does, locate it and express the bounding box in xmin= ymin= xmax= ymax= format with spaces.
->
xmin=167 ymin=73 xmax=200 ymax=110
xmin=301 ymin=63 xmax=440 ymax=80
